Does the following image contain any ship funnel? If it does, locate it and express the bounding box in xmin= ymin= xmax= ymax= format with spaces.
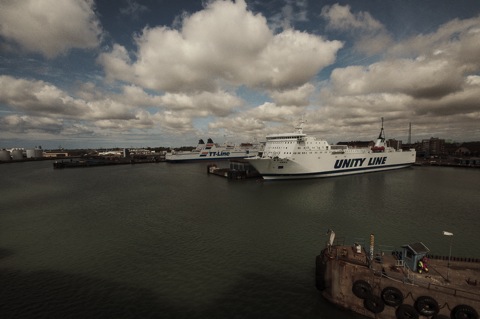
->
xmin=195 ymin=139 xmax=205 ymax=151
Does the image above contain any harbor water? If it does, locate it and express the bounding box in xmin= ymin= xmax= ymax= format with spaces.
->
xmin=1 ymin=161 xmax=479 ymax=318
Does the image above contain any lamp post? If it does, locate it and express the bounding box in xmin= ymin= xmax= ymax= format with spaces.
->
xmin=443 ymin=231 xmax=453 ymax=281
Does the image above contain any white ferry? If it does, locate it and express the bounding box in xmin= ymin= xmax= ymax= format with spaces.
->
xmin=166 ymin=138 xmax=261 ymax=163
xmin=246 ymin=119 xmax=416 ymax=180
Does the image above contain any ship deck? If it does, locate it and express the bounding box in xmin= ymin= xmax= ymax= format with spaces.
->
xmin=328 ymin=245 xmax=480 ymax=300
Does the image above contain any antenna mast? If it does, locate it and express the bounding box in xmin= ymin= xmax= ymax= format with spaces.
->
xmin=378 ymin=117 xmax=385 ymax=141
xmin=408 ymin=123 xmax=412 ymax=145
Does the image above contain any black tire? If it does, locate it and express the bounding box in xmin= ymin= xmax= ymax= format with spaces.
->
xmin=451 ymin=304 xmax=479 ymax=319
xmin=431 ymin=315 xmax=449 ymax=319
xmin=352 ymin=280 xmax=372 ymax=299
xmin=414 ymin=296 xmax=439 ymax=316
xmin=364 ymin=295 xmax=385 ymax=314
xmin=396 ymin=304 xmax=419 ymax=319
xmin=381 ymin=286 xmax=404 ymax=307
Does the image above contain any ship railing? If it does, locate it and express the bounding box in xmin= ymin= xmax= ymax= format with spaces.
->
xmin=373 ymin=245 xmax=396 ymax=263
xmin=371 ymin=257 xmax=480 ymax=303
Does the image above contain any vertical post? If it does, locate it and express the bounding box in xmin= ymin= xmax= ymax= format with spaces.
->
xmin=370 ymin=234 xmax=374 ymax=262
xmin=443 ymin=231 xmax=453 ymax=281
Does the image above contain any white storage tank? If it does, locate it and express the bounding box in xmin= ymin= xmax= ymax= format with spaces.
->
xmin=0 ymin=150 xmax=11 ymax=161
xmin=26 ymin=149 xmax=43 ymax=158
xmin=26 ymin=149 xmax=35 ymax=158
xmin=11 ymin=149 xmax=24 ymax=160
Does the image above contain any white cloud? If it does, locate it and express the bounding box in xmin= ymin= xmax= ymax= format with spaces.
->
xmin=321 ymin=4 xmax=392 ymax=55
xmin=321 ymin=3 xmax=383 ymax=32
xmin=98 ymin=0 xmax=342 ymax=92
xmin=2 ymin=1 xmax=480 ymax=147
xmin=267 ymin=0 xmax=309 ymax=31
xmin=159 ymin=91 xmax=242 ymax=117
xmin=0 ymin=75 xmax=86 ymax=116
xmin=0 ymin=76 xmax=162 ymax=123
xmin=119 ymin=0 xmax=149 ymax=19
xmin=208 ymin=116 xmax=265 ymax=138
xmin=1 ymin=114 xmax=63 ymax=133
xmin=290 ymin=12 xmax=480 ymax=143
xmin=270 ymin=83 xmax=315 ymax=106
xmin=0 ymin=0 xmax=102 ymax=58
xmin=245 ymin=102 xmax=302 ymax=122
xmin=330 ymin=58 xmax=464 ymax=99
xmin=388 ymin=16 xmax=480 ymax=70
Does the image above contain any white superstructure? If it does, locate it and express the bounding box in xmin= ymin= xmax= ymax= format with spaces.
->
xmin=247 ymin=120 xmax=416 ymax=180
xmin=166 ymin=138 xmax=261 ymax=163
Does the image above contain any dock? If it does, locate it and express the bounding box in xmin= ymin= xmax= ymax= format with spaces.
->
xmin=53 ymin=155 xmax=164 ymax=169
xmin=207 ymin=159 xmax=260 ymax=179
xmin=316 ymin=234 xmax=480 ymax=319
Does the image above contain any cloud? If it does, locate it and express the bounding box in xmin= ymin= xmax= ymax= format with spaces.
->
xmin=294 ymin=12 xmax=480 ymax=143
xmin=98 ymin=0 xmax=342 ymax=92
xmin=267 ymin=0 xmax=309 ymax=31
xmin=330 ymin=58 xmax=464 ymax=99
xmin=388 ymin=16 xmax=480 ymax=70
xmin=0 ymin=75 xmax=140 ymax=123
xmin=0 ymin=74 xmax=250 ymax=141
xmin=270 ymin=83 xmax=315 ymax=106
xmin=159 ymin=90 xmax=242 ymax=117
xmin=0 ymin=0 xmax=102 ymax=58
xmin=321 ymin=4 xmax=392 ymax=55
xmin=0 ymin=114 xmax=64 ymax=134
xmin=321 ymin=3 xmax=383 ymax=31
xmin=0 ymin=75 xmax=86 ymax=116
xmin=155 ymin=111 xmax=196 ymax=134
xmin=119 ymin=0 xmax=149 ymax=19
xmin=208 ymin=116 xmax=265 ymax=137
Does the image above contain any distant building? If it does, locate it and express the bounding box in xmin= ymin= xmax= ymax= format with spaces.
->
xmin=421 ymin=137 xmax=445 ymax=156
xmin=387 ymin=139 xmax=402 ymax=150
xmin=43 ymin=150 xmax=84 ymax=158
xmin=455 ymin=142 xmax=480 ymax=157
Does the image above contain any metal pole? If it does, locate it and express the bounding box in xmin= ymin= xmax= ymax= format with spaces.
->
xmin=443 ymin=231 xmax=453 ymax=282
xmin=447 ymin=235 xmax=452 ymax=281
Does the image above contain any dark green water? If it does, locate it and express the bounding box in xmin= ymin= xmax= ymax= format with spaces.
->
xmin=1 ymin=161 xmax=479 ymax=318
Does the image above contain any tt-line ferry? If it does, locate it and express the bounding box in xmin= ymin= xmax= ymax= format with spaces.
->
xmin=246 ymin=119 xmax=416 ymax=180
xmin=166 ymin=138 xmax=261 ymax=163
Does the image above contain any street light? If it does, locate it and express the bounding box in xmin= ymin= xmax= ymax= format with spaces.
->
xmin=443 ymin=231 xmax=454 ymax=281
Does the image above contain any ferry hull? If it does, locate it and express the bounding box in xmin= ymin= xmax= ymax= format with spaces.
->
xmin=247 ymin=151 xmax=415 ymax=180
xmin=166 ymin=137 xmax=262 ymax=163
xmin=166 ymin=151 xmax=257 ymax=163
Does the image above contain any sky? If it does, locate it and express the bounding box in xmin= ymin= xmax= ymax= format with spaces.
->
xmin=1 ymin=0 xmax=480 ymax=149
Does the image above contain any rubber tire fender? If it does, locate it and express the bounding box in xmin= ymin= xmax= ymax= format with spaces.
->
xmin=451 ymin=304 xmax=479 ymax=319
xmin=352 ymin=280 xmax=372 ymax=299
xmin=414 ymin=296 xmax=439 ymax=316
xmin=381 ymin=286 xmax=403 ymax=307
xmin=396 ymin=304 xmax=419 ymax=319
xmin=364 ymin=295 xmax=385 ymax=314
